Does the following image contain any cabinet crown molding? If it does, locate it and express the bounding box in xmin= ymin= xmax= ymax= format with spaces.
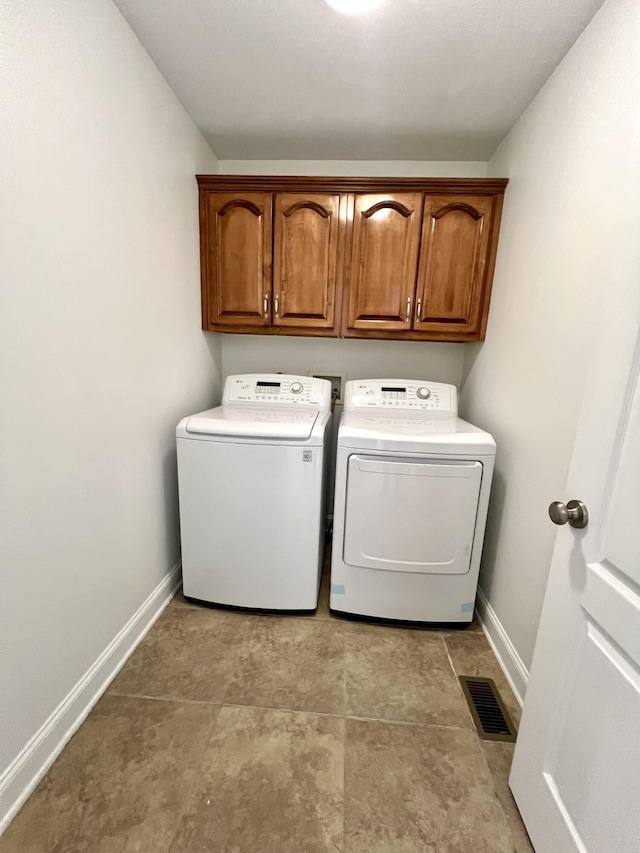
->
xmin=196 ymin=175 xmax=509 ymax=194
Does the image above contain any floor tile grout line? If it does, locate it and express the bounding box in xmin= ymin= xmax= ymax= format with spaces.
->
xmin=108 ymin=691 xmax=221 ymax=707
xmin=344 ymin=715 xmax=473 ymax=731
xmin=438 ymin=629 xmax=522 ymax=727
xmin=223 ymin=701 xmax=344 ymax=720
xmin=107 ymin=692 xmax=475 ymax=731
xmin=439 ymin=633 xmax=478 ymax=732
xmin=440 ymin=632 xmax=460 ymax=678
xmin=197 ymin=698 xmax=474 ymax=731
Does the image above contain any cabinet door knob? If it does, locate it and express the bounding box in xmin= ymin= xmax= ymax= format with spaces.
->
xmin=405 ymin=297 xmax=412 ymax=323
xmin=263 ymin=293 xmax=269 ymax=319
xmin=415 ymin=297 xmax=422 ymax=325
xmin=274 ymin=293 xmax=280 ymax=318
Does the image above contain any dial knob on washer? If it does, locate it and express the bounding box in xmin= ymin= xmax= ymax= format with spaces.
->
xmin=416 ymin=387 xmax=430 ymax=399
xmin=291 ymin=382 xmax=303 ymax=394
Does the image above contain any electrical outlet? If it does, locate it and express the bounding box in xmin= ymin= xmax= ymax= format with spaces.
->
xmin=307 ymin=371 xmax=346 ymax=403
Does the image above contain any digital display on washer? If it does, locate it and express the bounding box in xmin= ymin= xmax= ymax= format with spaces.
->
xmin=381 ymin=387 xmax=406 ymax=392
xmin=256 ymin=381 xmax=281 ymax=392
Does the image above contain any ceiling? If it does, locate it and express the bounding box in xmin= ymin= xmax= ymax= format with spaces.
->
xmin=114 ymin=0 xmax=604 ymax=161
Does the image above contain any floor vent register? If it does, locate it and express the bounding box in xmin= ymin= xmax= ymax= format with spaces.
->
xmin=459 ymin=676 xmax=517 ymax=742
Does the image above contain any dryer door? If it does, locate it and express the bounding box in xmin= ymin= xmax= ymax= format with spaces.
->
xmin=343 ymin=455 xmax=482 ymax=574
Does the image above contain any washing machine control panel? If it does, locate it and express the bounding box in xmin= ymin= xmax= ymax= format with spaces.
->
xmin=223 ymin=375 xmax=332 ymax=408
xmin=345 ymin=380 xmax=457 ymax=415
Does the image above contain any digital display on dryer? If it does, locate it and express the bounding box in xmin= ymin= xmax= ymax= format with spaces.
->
xmin=381 ymin=387 xmax=406 ymax=393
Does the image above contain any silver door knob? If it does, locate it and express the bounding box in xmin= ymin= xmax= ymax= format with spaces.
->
xmin=548 ymin=499 xmax=589 ymax=529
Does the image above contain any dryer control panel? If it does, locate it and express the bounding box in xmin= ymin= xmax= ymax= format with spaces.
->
xmin=223 ymin=374 xmax=332 ymax=409
xmin=345 ymin=379 xmax=458 ymax=415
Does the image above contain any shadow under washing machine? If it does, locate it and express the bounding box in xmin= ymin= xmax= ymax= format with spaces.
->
xmin=330 ymin=379 xmax=495 ymax=624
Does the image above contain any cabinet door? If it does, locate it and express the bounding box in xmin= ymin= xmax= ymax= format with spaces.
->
xmin=204 ymin=192 xmax=272 ymax=328
xmin=346 ymin=193 xmax=423 ymax=331
xmin=414 ymin=195 xmax=494 ymax=336
xmin=273 ymin=193 xmax=341 ymax=330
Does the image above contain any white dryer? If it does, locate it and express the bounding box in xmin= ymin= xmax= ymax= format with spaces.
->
xmin=330 ymin=379 xmax=495 ymax=624
xmin=177 ymin=374 xmax=332 ymax=611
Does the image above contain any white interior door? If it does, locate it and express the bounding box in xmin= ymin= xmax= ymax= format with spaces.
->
xmin=509 ymin=196 xmax=640 ymax=850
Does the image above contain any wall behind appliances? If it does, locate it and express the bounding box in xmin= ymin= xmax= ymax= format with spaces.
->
xmin=221 ymin=336 xmax=464 ymax=388
xmin=459 ymin=0 xmax=640 ymax=698
xmin=217 ymin=159 xmax=489 ymax=391
xmin=0 ymin=0 xmax=220 ymax=830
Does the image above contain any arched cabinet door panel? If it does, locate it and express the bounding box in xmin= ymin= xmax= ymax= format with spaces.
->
xmin=346 ymin=193 xmax=423 ymax=331
xmin=273 ymin=193 xmax=342 ymax=330
xmin=415 ymin=195 xmax=495 ymax=336
xmin=204 ymin=192 xmax=272 ymax=328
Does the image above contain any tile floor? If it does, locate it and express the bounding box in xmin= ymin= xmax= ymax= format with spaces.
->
xmin=2 ymin=553 xmax=534 ymax=852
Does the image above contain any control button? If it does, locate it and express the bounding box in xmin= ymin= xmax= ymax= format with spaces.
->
xmin=416 ymin=387 xmax=430 ymax=399
xmin=290 ymin=382 xmax=303 ymax=394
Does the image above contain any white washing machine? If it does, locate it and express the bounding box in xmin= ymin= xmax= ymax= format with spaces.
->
xmin=330 ymin=379 xmax=495 ymax=624
xmin=177 ymin=374 xmax=332 ymax=611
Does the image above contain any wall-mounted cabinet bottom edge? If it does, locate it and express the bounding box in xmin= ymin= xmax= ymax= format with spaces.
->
xmin=203 ymin=325 xmax=485 ymax=342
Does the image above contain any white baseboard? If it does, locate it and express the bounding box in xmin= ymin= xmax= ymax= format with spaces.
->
xmin=0 ymin=561 xmax=182 ymax=835
xmin=476 ymin=587 xmax=529 ymax=708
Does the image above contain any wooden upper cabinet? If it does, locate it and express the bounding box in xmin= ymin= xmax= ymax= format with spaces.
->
xmin=346 ymin=193 xmax=423 ymax=331
xmin=415 ymin=195 xmax=495 ymax=336
xmin=197 ymin=176 xmax=507 ymax=340
xmin=273 ymin=193 xmax=341 ymax=330
xmin=203 ymin=191 xmax=272 ymax=328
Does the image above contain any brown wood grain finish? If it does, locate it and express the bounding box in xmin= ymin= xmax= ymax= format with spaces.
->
xmin=415 ymin=195 xmax=494 ymax=335
xmin=206 ymin=192 xmax=272 ymax=328
xmin=197 ymin=177 xmax=507 ymax=341
xmin=197 ymin=175 xmax=508 ymax=194
xmin=346 ymin=193 xmax=423 ymax=331
xmin=273 ymin=193 xmax=341 ymax=329
xmin=199 ymin=188 xmax=210 ymax=330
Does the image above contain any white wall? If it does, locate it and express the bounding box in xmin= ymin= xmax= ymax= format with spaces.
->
xmin=222 ymin=335 xmax=464 ymax=389
xmin=217 ymin=159 xmax=489 ymax=391
xmin=0 ymin=0 xmax=220 ymax=826
xmin=218 ymin=160 xmax=488 ymax=177
xmin=460 ymin=0 xmax=640 ymax=679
